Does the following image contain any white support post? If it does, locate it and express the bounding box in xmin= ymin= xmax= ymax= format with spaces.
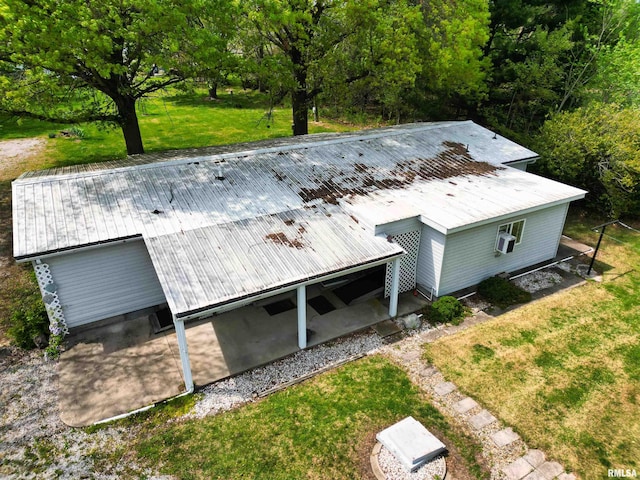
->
xmin=388 ymin=257 xmax=401 ymax=317
xmin=174 ymin=317 xmax=194 ymax=393
xmin=297 ymin=285 xmax=307 ymax=349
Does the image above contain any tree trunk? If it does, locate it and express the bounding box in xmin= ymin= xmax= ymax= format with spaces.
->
xmin=291 ymin=46 xmax=309 ymax=136
xmin=208 ymin=81 xmax=218 ymax=99
xmin=115 ymin=95 xmax=144 ymax=155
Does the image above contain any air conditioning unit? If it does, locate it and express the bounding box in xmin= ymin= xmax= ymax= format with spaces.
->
xmin=496 ymin=232 xmax=516 ymax=254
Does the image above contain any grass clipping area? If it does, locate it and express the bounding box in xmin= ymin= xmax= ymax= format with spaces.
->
xmin=425 ymin=222 xmax=640 ymax=479
xmin=134 ymin=356 xmax=485 ymax=480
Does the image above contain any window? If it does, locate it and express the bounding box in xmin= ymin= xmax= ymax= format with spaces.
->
xmin=497 ymin=219 xmax=526 ymax=245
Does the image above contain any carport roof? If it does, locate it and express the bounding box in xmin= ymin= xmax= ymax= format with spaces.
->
xmin=143 ymin=206 xmax=404 ymax=318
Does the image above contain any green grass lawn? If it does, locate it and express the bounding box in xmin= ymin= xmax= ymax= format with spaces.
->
xmin=125 ymin=356 xmax=486 ymax=480
xmin=425 ymin=213 xmax=640 ymax=479
xmin=0 ymin=88 xmax=355 ymax=169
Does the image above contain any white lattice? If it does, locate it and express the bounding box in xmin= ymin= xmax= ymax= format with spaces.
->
xmin=34 ymin=262 xmax=68 ymax=336
xmin=385 ymin=230 xmax=421 ymax=297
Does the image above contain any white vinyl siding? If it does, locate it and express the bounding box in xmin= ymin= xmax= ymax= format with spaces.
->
xmin=438 ymin=203 xmax=569 ymax=296
xmin=45 ymin=240 xmax=166 ymax=328
xmin=416 ymin=224 xmax=446 ymax=294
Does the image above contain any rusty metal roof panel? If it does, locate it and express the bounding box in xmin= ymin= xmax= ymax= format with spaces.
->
xmin=144 ymin=207 xmax=404 ymax=317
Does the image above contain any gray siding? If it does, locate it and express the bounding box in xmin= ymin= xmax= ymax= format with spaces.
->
xmin=438 ymin=203 xmax=569 ymax=296
xmin=46 ymin=241 xmax=166 ymax=328
xmin=416 ymin=224 xmax=446 ymax=294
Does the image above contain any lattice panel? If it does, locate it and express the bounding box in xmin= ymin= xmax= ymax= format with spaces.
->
xmin=384 ymin=229 xmax=421 ymax=298
xmin=34 ymin=262 xmax=68 ymax=336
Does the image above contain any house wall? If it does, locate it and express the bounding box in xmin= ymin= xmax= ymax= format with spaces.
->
xmin=45 ymin=240 xmax=166 ymax=328
xmin=437 ymin=203 xmax=569 ymax=296
xmin=416 ymin=224 xmax=446 ymax=295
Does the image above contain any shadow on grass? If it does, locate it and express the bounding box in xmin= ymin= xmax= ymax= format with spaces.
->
xmin=162 ymin=91 xmax=279 ymax=110
xmin=0 ymin=115 xmax=69 ymax=140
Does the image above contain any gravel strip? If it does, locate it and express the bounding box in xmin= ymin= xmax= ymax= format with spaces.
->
xmin=0 ymin=348 xmax=138 ymax=479
xmin=513 ymin=270 xmax=563 ymax=293
xmin=377 ymin=447 xmax=446 ymax=480
xmin=192 ymin=330 xmax=385 ymax=417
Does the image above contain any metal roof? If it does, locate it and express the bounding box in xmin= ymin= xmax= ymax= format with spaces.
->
xmin=13 ymin=121 xmax=584 ymax=261
xmin=13 ymin=121 xmax=586 ymax=316
xmin=144 ymin=206 xmax=403 ymax=318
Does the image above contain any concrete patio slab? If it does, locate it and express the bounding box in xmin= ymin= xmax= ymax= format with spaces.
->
xmin=59 ymin=290 xmax=427 ymax=426
xmin=58 ymin=316 xmax=184 ymax=427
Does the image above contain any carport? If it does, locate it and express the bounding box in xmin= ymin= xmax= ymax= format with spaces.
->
xmin=144 ymin=206 xmax=405 ymax=393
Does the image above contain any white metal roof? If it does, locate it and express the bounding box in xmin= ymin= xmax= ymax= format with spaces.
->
xmin=13 ymin=120 xmax=587 ymax=317
xmin=13 ymin=120 xmax=584 ymax=261
xmin=144 ymin=206 xmax=403 ymax=318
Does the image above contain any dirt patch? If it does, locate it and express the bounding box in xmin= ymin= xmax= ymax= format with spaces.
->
xmin=0 ymin=138 xmax=47 ymax=346
xmin=0 ymin=138 xmax=46 ymax=181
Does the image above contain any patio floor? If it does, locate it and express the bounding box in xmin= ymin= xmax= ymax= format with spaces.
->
xmin=58 ymin=290 xmax=425 ymax=427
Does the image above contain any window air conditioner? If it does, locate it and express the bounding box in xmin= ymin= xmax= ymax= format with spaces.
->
xmin=496 ymin=232 xmax=516 ymax=254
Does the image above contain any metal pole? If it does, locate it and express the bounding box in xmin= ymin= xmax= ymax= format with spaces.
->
xmin=587 ymin=219 xmax=618 ymax=276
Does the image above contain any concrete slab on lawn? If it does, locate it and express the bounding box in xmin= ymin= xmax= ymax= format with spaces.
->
xmin=434 ymin=381 xmax=457 ymax=396
xmin=523 ymin=450 xmax=546 ymax=468
xmin=537 ymin=461 xmax=564 ymax=480
xmin=469 ymin=409 xmax=497 ymax=430
xmin=492 ymin=427 xmax=520 ymax=447
xmin=453 ymin=397 xmax=478 ymax=414
xmin=503 ymin=457 xmax=534 ymax=480
xmin=376 ymin=416 xmax=446 ymax=472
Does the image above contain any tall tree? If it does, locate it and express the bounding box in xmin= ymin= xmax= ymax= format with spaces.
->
xmin=238 ymin=0 xmax=424 ymax=134
xmin=0 ymin=0 xmax=233 ymax=154
xmin=409 ymin=0 xmax=490 ymax=118
xmin=536 ymin=103 xmax=640 ymax=217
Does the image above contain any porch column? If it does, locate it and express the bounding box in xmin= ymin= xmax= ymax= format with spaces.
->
xmin=174 ymin=317 xmax=194 ymax=392
xmin=297 ymin=285 xmax=307 ymax=349
xmin=388 ymin=257 xmax=401 ymax=317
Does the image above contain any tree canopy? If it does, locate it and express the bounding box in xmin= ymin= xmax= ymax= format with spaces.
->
xmin=536 ymin=103 xmax=640 ymax=217
xmin=0 ymin=0 xmax=234 ymax=154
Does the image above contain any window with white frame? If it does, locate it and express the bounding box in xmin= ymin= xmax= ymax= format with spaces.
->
xmin=497 ymin=219 xmax=526 ymax=245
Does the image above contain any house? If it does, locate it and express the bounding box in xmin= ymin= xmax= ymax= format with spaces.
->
xmin=12 ymin=121 xmax=586 ymax=393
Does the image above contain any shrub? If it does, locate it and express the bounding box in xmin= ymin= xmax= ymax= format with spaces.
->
xmin=69 ymin=125 xmax=86 ymax=138
xmin=7 ymin=294 xmax=49 ymax=349
xmin=426 ymin=296 xmax=468 ymax=325
xmin=477 ymin=276 xmax=531 ymax=309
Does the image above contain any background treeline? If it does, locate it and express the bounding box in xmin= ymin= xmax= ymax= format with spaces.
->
xmin=1 ymin=0 xmax=639 ymax=217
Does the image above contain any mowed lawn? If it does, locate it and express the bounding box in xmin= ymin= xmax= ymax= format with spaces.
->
xmin=425 ymin=216 xmax=640 ymax=479
xmin=0 ymin=87 xmax=355 ymax=169
xmin=129 ymin=356 xmax=486 ymax=480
